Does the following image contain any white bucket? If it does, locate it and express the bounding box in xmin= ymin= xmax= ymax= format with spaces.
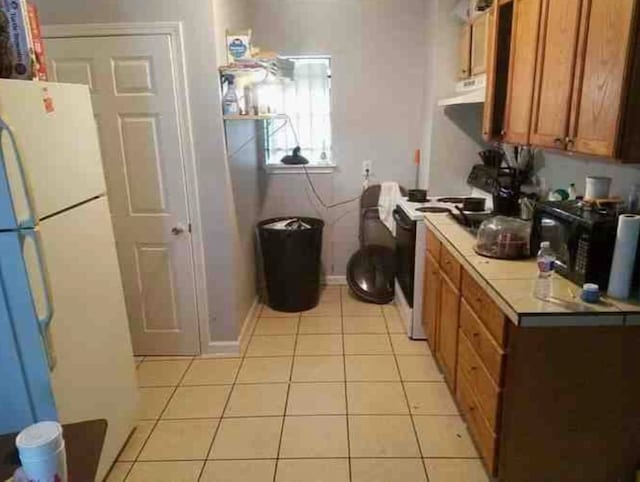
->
xmin=585 ymin=176 xmax=612 ymax=200
xmin=16 ymin=422 xmax=68 ymax=482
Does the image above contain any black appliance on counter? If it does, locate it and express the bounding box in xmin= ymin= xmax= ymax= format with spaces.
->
xmin=531 ymin=201 xmax=620 ymax=289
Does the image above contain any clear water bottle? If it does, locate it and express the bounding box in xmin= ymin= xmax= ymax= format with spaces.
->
xmin=534 ymin=241 xmax=556 ymax=300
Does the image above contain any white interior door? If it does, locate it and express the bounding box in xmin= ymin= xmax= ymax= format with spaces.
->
xmin=45 ymin=34 xmax=200 ymax=355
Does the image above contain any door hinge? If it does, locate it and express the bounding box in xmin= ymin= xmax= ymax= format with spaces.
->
xmin=188 ymin=223 xmax=192 ymax=233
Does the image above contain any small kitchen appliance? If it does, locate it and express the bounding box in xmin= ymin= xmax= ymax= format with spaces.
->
xmin=531 ymin=200 xmax=620 ymax=289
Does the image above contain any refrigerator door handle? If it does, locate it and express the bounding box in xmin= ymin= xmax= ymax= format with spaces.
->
xmin=0 ymin=118 xmax=37 ymax=228
xmin=21 ymin=229 xmax=56 ymax=369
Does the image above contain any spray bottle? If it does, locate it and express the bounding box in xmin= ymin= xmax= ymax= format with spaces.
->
xmin=222 ymin=74 xmax=240 ymax=115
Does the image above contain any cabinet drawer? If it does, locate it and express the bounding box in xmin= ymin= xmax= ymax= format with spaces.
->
xmin=461 ymin=271 xmax=507 ymax=347
xmin=459 ymin=299 xmax=505 ymax=387
xmin=440 ymin=246 xmax=462 ymax=288
xmin=457 ymin=372 xmax=498 ymax=475
xmin=457 ymin=329 xmax=501 ymax=430
xmin=426 ymin=228 xmax=441 ymax=259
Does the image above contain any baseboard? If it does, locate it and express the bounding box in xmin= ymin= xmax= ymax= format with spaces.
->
xmin=238 ymin=297 xmax=261 ymax=354
xmin=324 ymin=275 xmax=347 ymax=285
xmin=202 ymin=297 xmax=260 ymax=357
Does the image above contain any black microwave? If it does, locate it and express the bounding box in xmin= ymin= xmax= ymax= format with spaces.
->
xmin=531 ymin=201 xmax=620 ymax=289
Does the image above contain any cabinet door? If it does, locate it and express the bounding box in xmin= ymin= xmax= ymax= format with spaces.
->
xmin=568 ymin=0 xmax=635 ymax=157
xmin=423 ymin=252 xmax=441 ymax=353
xmin=471 ymin=13 xmax=490 ymax=76
xmin=503 ymin=0 xmax=543 ymax=144
xmin=482 ymin=5 xmax=499 ymax=140
xmin=459 ymin=23 xmax=472 ymax=79
xmin=436 ymin=273 xmax=460 ymax=390
xmin=530 ymin=0 xmax=583 ymax=149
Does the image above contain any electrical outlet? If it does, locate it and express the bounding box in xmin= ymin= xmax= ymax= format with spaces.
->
xmin=362 ymin=160 xmax=373 ymax=177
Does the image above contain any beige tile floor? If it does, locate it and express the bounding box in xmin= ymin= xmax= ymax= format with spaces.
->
xmin=112 ymin=286 xmax=488 ymax=482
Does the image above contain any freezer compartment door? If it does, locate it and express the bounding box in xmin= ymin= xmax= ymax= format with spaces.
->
xmin=0 ymin=231 xmax=57 ymax=435
xmin=41 ymin=197 xmax=138 ymax=481
xmin=0 ymin=80 xmax=107 ymax=219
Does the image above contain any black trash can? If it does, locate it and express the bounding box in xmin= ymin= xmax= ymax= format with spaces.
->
xmin=258 ymin=217 xmax=324 ymax=312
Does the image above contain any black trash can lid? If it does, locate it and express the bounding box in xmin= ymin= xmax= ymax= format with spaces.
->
xmin=346 ymin=245 xmax=395 ymax=305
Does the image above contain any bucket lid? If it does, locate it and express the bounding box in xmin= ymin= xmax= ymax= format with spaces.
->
xmin=347 ymin=246 xmax=395 ymax=304
xmin=16 ymin=421 xmax=64 ymax=458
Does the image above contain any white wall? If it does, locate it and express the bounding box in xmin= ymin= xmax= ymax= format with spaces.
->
xmin=535 ymin=151 xmax=640 ymax=200
xmin=419 ymin=0 xmax=488 ymax=195
xmin=35 ymin=0 xmax=249 ymax=346
xmin=245 ymin=0 xmax=430 ymax=275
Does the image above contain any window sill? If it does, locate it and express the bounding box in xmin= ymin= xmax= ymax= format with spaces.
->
xmin=264 ymin=162 xmax=337 ymax=174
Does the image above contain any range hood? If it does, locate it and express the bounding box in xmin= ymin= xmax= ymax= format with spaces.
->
xmin=438 ymin=75 xmax=486 ymax=106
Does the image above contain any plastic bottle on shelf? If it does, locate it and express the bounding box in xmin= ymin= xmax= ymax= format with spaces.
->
xmin=534 ymin=241 xmax=556 ymax=300
xmin=222 ymin=75 xmax=240 ymax=115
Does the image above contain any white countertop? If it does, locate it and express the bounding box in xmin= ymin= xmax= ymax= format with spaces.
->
xmin=424 ymin=212 xmax=640 ymax=327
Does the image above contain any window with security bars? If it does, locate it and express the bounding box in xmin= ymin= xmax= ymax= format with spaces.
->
xmin=261 ymin=57 xmax=332 ymax=165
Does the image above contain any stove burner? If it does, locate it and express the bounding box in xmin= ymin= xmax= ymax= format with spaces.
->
xmin=437 ymin=197 xmax=466 ymax=204
xmin=416 ymin=206 xmax=451 ymax=214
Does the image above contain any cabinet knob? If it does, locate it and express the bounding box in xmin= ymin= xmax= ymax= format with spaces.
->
xmin=553 ymin=137 xmax=564 ymax=148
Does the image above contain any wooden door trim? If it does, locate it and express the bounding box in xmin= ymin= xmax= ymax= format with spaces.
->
xmin=42 ymin=22 xmax=208 ymax=354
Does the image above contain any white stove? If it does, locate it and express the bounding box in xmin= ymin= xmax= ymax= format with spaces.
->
xmin=394 ymin=191 xmax=493 ymax=340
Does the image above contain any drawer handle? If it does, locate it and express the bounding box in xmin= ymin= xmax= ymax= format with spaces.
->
xmin=470 ymin=365 xmax=478 ymax=372
xmin=472 ymin=332 xmax=480 ymax=338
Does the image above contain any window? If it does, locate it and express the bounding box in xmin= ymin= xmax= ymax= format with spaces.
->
xmin=260 ymin=56 xmax=332 ymax=166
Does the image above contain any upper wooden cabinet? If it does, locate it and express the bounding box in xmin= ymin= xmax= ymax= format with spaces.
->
xmin=485 ymin=0 xmax=640 ymax=162
xmin=530 ymin=0 xmax=583 ymax=149
xmin=502 ymin=0 xmax=542 ymax=145
xmin=471 ymin=13 xmax=491 ymax=76
xmin=569 ymin=0 xmax=637 ymax=158
xmin=459 ymin=23 xmax=472 ymax=79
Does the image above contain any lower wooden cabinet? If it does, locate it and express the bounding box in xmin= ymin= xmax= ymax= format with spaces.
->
xmin=422 ymin=252 xmax=441 ymax=349
xmin=423 ymin=227 xmax=639 ymax=481
xmin=436 ymin=273 xmax=460 ymax=389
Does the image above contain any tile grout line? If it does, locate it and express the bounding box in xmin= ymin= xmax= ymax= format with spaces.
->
xmin=340 ymin=287 xmax=353 ymax=482
xmin=272 ymin=311 xmax=301 ymax=482
xmin=383 ymin=306 xmax=432 ymax=482
xmin=197 ymin=305 xmax=265 ymax=481
xmin=125 ymin=357 xmax=198 ymax=481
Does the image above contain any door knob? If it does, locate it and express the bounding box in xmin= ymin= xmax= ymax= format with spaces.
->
xmin=171 ymin=223 xmax=186 ymax=236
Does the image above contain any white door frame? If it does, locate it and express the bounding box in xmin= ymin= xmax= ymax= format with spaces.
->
xmin=43 ymin=22 xmax=209 ymax=355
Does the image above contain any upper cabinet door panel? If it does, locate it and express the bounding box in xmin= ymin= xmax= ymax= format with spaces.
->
xmin=530 ymin=0 xmax=583 ymax=148
xmin=471 ymin=13 xmax=490 ymax=76
xmin=459 ymin=23 xmax=472 ymax=79
xmin=503 ymin=0 xmax=543 ymax=145
xmin=570 ymin=0 xmax=635 ymax=157
xmin=482 ymin=5 xmax=498 ymax=140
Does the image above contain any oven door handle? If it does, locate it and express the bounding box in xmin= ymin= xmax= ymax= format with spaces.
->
xmin=393 ymin=209 xmax=414 ymax=230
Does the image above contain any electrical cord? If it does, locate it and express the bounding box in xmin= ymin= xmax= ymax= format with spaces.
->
xmin=283 ymin=114 xmax=363 ymax=210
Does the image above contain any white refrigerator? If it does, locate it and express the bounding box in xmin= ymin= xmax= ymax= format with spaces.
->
xmin=0 ymin=79 xmax=138 ymax=481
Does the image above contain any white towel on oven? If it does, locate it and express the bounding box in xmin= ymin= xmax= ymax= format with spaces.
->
xmin=378 ymin=182 xmax=403 ymax=236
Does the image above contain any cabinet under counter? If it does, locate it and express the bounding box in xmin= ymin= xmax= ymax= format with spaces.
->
xmin=422 ymin=213 xmax=640 ymax=482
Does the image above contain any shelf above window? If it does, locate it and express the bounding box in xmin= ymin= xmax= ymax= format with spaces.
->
xmin=223 ymin=114 xmax=288 ymax=121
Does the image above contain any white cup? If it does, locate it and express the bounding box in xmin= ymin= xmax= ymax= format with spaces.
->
xmin=16 ymin=422 xmax=68 ymax=482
